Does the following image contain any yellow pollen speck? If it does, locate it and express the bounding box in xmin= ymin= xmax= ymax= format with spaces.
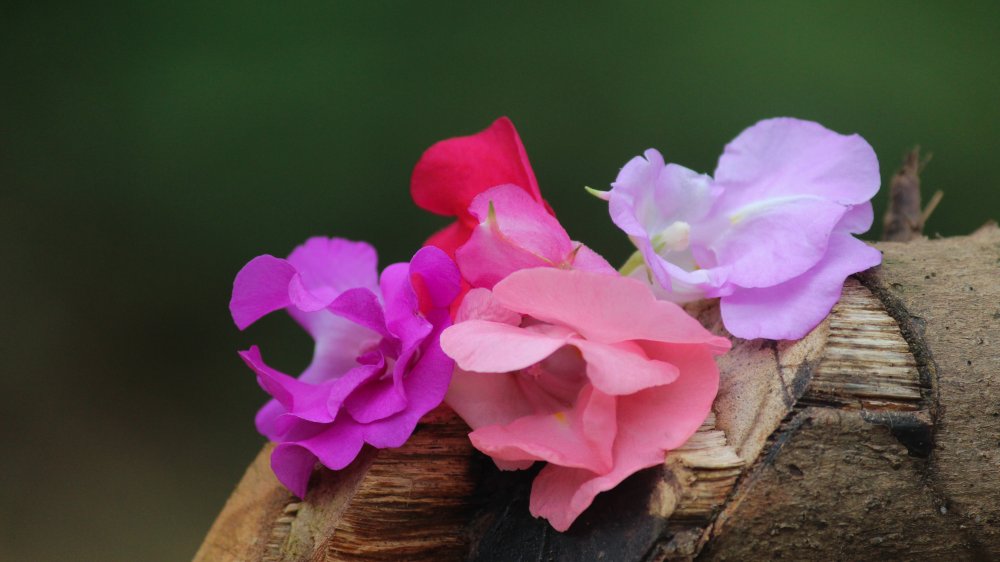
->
xmin=553 ymin=411 xmax=568 ymax=424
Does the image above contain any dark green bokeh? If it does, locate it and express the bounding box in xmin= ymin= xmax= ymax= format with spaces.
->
xmin=2 ymin=2 xmax=998 ymax=560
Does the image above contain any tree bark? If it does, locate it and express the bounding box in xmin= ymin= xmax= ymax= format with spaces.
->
xmin=195 ymin=224 xmax=1000 ymax=562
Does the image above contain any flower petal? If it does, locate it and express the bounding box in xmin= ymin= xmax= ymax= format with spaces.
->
xmin=410 ymin=117 xmax=542 ymax=222
xmin=379 ymin=262 xmax=432 ymax=346
xmin=360 ymin=312 xmax=455 ymax=448
xmin=286 ymin=237 xmax=379 ymax=311
xmin=570 ymin=337 xmax=679 ymax=395
xmin=230 ymin=255 xmax=296 ymax=330
xmin=296 ymin=310 xmax=382 ymax=384
xmin=271 ymin=420 xmax=366 ymax=497
xmin=440 ymin=319 xmax=571 ymax=374
xmin=528 ymin=343 xmax=720 ymax=531
xmin=239 ymin=346 xmax=337 ymax=423
xmin=567 ymin=243 xmax=616 ymax=275
xmin=470 ymin=385 xmax=616 ymax=473
xmin=492 ymin=268 xmax=730 ymax=350
xmin=408 ymin=245 xmax=462 ymax=311
xmin=708 ymin=195 xmax=847 ymax=288
xmin=720 ymin=232 xmax=882 ymax=339
xmin=610 ymin=152 xmax=717 ymax=235
xmin=423 ymin=220 xmax=471 ymax=257
xmin=445 ymin=368 xmax=536 ymax=430
xmin=456 ymin=186 xmax=575 ymax=288
xmin=454 ymin=287 xmax=522 ymax=325
xmin=713 ymin=117 xmax=880 ymax=208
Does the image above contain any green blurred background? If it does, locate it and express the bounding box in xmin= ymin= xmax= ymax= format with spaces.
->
xmin=2 ymin=2 xmax=998 ymax=559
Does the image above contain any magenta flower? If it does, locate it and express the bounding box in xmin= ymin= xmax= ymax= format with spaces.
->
xmin=600 ymin=118 xmax=883 ymax=340
xmin=456 ymin=184 xmax=615 ymax=289
xmin=440 ymin=268 xmax=730 ymax=531
xmin=229 ymin=237 xmax=461 ymax=497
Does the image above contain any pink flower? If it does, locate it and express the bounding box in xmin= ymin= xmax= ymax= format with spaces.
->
xmin=600 ymin=118 xmax=883 ymax=340
xmin=230 ymin=238 xmax=461 ymax=497
xmin=411 ymin=117 xmax=549 ymax=256
xmin=456 ymin=184 xmax=615 ymax=289
xmin=440 ymin=268 xmax=730 ymax=531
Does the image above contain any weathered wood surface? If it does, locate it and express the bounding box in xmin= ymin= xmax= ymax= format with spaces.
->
xmin=196 ymin=225 xmax=1000 ymax=561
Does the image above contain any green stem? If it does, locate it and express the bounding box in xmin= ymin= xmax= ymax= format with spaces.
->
xmin=618 ymin=250 xmax=646 ymax=276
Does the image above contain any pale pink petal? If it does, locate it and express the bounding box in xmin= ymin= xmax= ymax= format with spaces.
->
xmin=492 ymin=268 xmax=729 ymax=350
xmin=470 ymin=386 xmax=616 ymax=473
xmin=467 ymin=185 xmax=574 ymax=264
xmin=570 ymin=337 xmax=679 ymax=395
xmin=456 ymin=219 xmax=553 ymax=289
xmin=720 ymin=233 xmax=882 ymax=340
xmin=567 ymin=243 xmax=616 ymax=274
xmin=529 ymin=343 xmax=720 ymax=530
xmin=230 ymin=255 xmax=296 ymax=330
xmin=454 ymin=287 xmax=522 ymax=325
xmin=445 ymin=368 xmax=535 ymax=430
xmin=440 ymin=320 xmax=571 ymax=374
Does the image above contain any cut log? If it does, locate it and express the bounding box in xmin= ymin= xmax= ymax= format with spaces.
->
xmin=195 ymin=225 xmax=1000 ymax=561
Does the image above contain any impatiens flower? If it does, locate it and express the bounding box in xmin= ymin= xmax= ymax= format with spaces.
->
xmin=456 ymin=184 xmax=615 ymax=289
xmin=440 ymin=268 xmax=730 ymax=531
xmin=229 ymin=237 xmax=460 ymax=497
xmin=599 ymin=117 xmax=883 ymax=340
xmin=411 ymin=116 xmax=551 ymax=256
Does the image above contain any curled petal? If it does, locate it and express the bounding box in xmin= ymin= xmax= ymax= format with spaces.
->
xmin=492 ymin=268 xmax=730 ymax=350
xmin=528 ymin=343 xmax=720 ymax=531
xmin=445 ymin=368 xmax=535 ymax=431
xmin=286 ymin=237 xmax=379 ymax=311
xmin=571 ymin=338 xmax=679 ymax=395
xmin=441 ymin=319 xmax=571 ymax=374
xmin=454 ymin=287 xmax=522 ymax=325
xmin=230 ymin=255 xmax=296 ymax=330
xmin=720 ymin=232 xmax=882 ymax=340
xmin=470 ymin=385 xmax=616 ymax=474
xmin=708 ymin=195 xmax=847 ymax=288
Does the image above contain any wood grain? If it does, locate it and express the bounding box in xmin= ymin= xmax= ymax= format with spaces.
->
xmin=195 ymin=225 xmax=1000 ymax=561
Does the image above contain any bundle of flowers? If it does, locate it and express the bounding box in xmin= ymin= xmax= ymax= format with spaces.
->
xmin=229 ymin=116 xmax=881 ymax=531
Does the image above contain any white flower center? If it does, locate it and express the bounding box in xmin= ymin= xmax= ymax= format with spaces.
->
xmin=651 ymin=221 xmax=691 ymax=254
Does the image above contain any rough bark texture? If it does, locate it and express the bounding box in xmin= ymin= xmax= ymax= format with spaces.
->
xmin=196 ymin=225 xmax=1000 ymax=561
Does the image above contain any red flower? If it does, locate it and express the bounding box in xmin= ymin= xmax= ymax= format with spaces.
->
xmin=410 ymin=117 xmax=553 ymax=255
